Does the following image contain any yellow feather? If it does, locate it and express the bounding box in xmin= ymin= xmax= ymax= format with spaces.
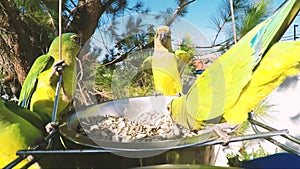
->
xmin=0 ymin=120 xmax=40 ymax=168
xmin=0 ymin=121 xmax=25 ymax=167
xmin=169 ymin=0 xmax=300 ymax=129
xmin=224 ymin=41 xmax=300 ymax=124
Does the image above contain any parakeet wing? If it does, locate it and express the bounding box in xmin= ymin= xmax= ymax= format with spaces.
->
xmin=0 ymin=100 xmax=43 ymax=145
xmin=0 ymin=100 xmax=43 ymax=167
xmin=170 ymin=0 xmax=300 ymax=129
xmin=191 ymin=0 xmax=300 ymax=118
xmin=250 ymin=0 xmax=300 ymax=66
xmin=152 ymin=50 xmax=182 ymax=95
xmin=224 ymin=41 xmax=300 ymax=124
xmin=18 ymin=54 xmax=54 ymax=108
xmin=5 ymin=101 xmax=45 ymax=130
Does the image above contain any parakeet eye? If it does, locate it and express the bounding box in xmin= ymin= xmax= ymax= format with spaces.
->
xmin=167 ymin=105 xmax=171 ymax=112
xmin=71 ymin=35 xmax=80 ymax=44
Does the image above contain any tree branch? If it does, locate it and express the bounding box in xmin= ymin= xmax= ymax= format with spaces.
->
xmin=67 ymin=0 xmax=115 ymax=43
xmin=166 ymin=0 xmax=196 ymax=26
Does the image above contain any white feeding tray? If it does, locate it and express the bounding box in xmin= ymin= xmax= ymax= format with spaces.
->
xmin=60 ymin=95 xmax=217 ymax=158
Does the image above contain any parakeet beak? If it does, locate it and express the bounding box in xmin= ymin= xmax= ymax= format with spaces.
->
xmin=158 ymin=32 xmax=169 ymax=44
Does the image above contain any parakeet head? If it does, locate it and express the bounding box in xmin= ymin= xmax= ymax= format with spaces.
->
xmin=48 ymin=33 xmax=81 ymax=64
xmin=155 ymin=25 xmax=172 ymax=52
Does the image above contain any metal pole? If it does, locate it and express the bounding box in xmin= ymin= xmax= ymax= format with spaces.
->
xmin=294 ymin=24 xmax=298 ymax=41
xmin=230 ymin=0 xmax=237 ymax=44
xmin=52 ymin=0 xmax=63 ymax=122
xmin=249 ymin=112 xmax=300 ymax=155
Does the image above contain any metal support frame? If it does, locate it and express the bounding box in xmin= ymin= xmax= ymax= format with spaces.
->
xmin=248 ymin=112 xmax=300 ymax=155
xmin=5 ymin=112 xmax=300 ymax=168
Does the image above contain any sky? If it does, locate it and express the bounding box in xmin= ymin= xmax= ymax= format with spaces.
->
xmin=125 ymin=0 xmax=299 ymax=54
xmin=138 ymin=1 xmax=283 ymax=30
xmin=132 ymin=0 xmax=298 ymax=41
xmin=92 ymin=0 xmax=299 ymax=61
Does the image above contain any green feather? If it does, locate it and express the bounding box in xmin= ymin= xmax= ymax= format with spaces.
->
xmin=18 ymin=33 xmax=81 ymax=123
xmin=18 ymin=55 xmax=54 ymax=108
xmin=170 ymin=0 xmax=300 ymax=129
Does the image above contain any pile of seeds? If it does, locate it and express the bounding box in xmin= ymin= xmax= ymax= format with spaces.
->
xmin=77 ymin=110 xmax=200 ymax=143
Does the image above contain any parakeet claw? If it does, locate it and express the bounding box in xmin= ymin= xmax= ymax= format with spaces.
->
xmin=198 ymin=122 xmax=238 ymax=145
xmin=45 ymin=121 xmax=59 ymax=133
xmin=62 ymin=86 xmax=72 ymax=102
xmin=212 ymin=123 xmax=239 ymax=145
xmin=52 ymin=59 xmax=66 ymax=75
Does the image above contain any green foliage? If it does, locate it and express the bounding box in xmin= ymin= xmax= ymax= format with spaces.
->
xmin=238 ymin=0 xmax=270 ymax=37
xmin=110 ymin=51 xmax=155 ymax=99
xmin=178 ymin=35 xmax=197 ymax=74
xmin=178 ymin=35 xmax=197 ymax=56
xmin=252 ymin=99 xmax=276 ymax=120
xmin=99 ymin=15 xmax=156 ymax=65
xmin=210 ymin=0 xmax=271 ymax=52
xmin=227 ymin=142 xmax=278 ymax=167
xmin=95 ymin=65 xmax=113 ymax=89
xmin=233 ymin=99 xmax=276 ymax=135
xmin=226 ymin=99 xmax=278 ymax=167
xmin=94 ymin=64 xmax=114 ymax=99
xmin=94 ymin=51 xmax=155 ymax=101
xmin=14 ymin=0 xmax=57 ymax=38
xmin=210 ymin=0 xmax=250 ymax=36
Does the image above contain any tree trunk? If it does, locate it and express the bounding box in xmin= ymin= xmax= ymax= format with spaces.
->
xmin=67 ymin=0 xmax=114 ymax=43
xmin=0 ymin=0 xmax=122 ymax=98
xmin=0 ymin=1 xmax=52 ymax=97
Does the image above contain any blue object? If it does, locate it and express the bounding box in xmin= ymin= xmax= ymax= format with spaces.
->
xmin=242 ymin=153 xmax=300 ymax=169
xmin=194 ymin=69 xmax=205 ymax=75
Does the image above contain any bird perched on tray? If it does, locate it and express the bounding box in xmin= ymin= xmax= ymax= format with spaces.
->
xmin=151 ymin=25 xmax=183 ymax=96
xmin=168 ymin=0 xmax=300 ymax=130
xmin=18 ymin=33 xmax=81 ymax=123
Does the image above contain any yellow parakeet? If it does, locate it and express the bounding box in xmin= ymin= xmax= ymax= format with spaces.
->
xmin=152 ymin=25 xmax=182 ymax=95
xmin=142 ymin=49 xmax=190 ymax=76
xmin=0 ymin=100 xmax=44 ymax=168
xmin=1 ymin=33 xmax=81 ymax=167
xmin=168 ymin=0 xmax=300 ymax=130
xmin=224 ymin=41 xmax=300 ymax=124
xmin=18 ymin=33 xmax=81 ymax=123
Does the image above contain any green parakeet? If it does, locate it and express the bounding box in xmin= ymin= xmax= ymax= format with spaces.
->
xmin=0 ymin=99 xmax=44 ymax=168
xmin=224 ymin=40 xmax=300 ymax=124
xmin=168 ymin=0 xmax=300 ymax=130
xmin=18 ymin=33 xmax=81 ymax=123
xmin=152 ymin=25 xmax=182 ymax=95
